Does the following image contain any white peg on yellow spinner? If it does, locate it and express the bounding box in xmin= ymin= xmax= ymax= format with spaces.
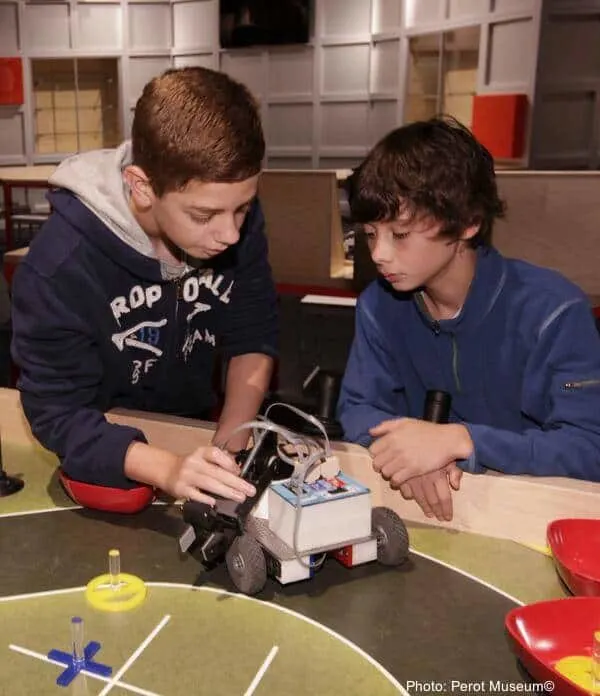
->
xmin=85 ymin=548 xmax=147 ymax=612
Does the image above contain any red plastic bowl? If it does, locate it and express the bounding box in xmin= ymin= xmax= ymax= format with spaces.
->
xmin=547 ymin=519 xmax=600 ymax=597
xmin=59 ymin=469 xmax=154 ymax=514
xmin=506 ymin=597 xmax=600 ymax=696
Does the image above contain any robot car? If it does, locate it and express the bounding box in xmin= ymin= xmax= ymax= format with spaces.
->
xmin=178 ymin=404 xmax=410 ymax=595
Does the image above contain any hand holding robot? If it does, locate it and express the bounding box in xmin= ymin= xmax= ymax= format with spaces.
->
xmin=178 ymin=402 xmax=410 ymax=595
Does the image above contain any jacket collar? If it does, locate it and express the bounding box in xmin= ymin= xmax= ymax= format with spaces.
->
xmin=413 ymin=246 xmax=507 ymax=333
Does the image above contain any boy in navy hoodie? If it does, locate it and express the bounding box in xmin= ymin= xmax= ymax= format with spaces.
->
xmin=337 ymin=117 xmax=600 ymax=521
xmin=11 ymin=67 xmax=278 ymax=507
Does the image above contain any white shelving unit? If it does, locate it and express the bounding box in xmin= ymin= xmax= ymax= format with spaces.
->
xmin=2 ymin=0 xmax=597 ymax=171
xmin=529 ymin=0 xmax=600 ymax=169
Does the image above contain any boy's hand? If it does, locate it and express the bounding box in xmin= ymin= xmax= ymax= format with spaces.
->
xmin=395 ymin=464 xmax=463 ymax=521
xmin=164 ymin=445 xmax=256 ymax=506
xmin=369 ymin=418 xmax=472 ymax=485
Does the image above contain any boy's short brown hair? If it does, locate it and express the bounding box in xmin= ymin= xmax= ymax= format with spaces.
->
xmin=132 ymin=67 xmax=265 ymax=196
xmin=349 ymin=116 xmax=506 ymax=247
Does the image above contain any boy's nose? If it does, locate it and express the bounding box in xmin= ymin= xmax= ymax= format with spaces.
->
xmin=370 ymin=237 xmax=393 ymax=264
xmin=216 ymin=217 xmax=240 ymax=246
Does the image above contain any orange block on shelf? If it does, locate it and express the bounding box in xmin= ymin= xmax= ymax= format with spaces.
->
xmin=471 ymin=93 xmax=528 ymax=159
xmin=0 ymin=58 xmax=23 ymax=106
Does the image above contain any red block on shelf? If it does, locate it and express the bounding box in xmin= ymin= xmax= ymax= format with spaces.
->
xmin=0 ymin=58 xmax=24 ymax=106
xmin=471 ymin=93 xmax=528 ymax=159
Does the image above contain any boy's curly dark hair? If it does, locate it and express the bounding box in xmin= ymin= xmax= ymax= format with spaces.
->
xmin=348 ymin=116 xmax=506 ymax=247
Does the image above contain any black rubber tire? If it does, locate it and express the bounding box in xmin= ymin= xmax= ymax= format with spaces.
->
xmin=371 ymin=506 xmax=410 ymax=566
xmin=225 ymin=533 xmax=267 ymax=595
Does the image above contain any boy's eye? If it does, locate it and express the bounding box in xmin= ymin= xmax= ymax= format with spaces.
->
xmin=190 ymin=214 xmax=212 ymax=224
xmin=393 ymin=231 xmax=409 ymax=240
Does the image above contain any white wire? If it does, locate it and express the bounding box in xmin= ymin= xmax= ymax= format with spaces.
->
xmin=290 ymin=449 xmax=329 ymax=570
xmin=218 ymin=409 xmax=331 ymax=571
xmin=264 ymin=402 xmax=332 ymax=457
xmin=216 ymin=419 xmax=303 ymax=454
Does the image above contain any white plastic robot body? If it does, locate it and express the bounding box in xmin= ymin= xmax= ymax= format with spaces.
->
xmin=215 ymin=404 xmax=409 ymax=594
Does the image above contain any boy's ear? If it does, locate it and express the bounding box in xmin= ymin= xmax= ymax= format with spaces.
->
xmin=123 ymin=165 xmax=155 ymax=207
xmin=461 ymin=223 xmax=480 ymax=241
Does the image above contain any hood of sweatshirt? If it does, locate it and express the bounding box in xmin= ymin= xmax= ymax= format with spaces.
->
xmin=48 ymin=141 xmax=189 ymax=280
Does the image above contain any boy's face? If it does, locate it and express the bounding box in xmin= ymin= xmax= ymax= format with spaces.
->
xmin=151 ymin=175 xmax=259 ymax=260
xmin=364 ymin=210 xmax=473 ymax=291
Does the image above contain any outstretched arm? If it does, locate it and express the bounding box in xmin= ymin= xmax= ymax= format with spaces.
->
xmin=337 ymin=296 xmax=407 ymax=445
xmin=462 ymin=298 xmax=600 ymax=481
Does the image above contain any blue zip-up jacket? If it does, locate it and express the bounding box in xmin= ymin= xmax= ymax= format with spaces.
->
xmin=11 ymin=188 xmax=278 ymax=488
xmin=337 ymin=246 xmax=600 ymax=481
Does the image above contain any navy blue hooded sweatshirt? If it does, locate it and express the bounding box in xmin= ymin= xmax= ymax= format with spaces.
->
xmin=337 ymin=246 xmax=600 ymax=481
xmin=11 ymin=143 xmax=278 ymax=488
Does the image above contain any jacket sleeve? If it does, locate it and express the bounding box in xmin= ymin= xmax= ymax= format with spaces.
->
xmin=461 ymin=297 xmax=600 ymax=481
xmin=220 ymin=200 xmax=279 ymax=360
xmin=337 ymin=295 xmax=407 ymax=446
xmin=11 ymin=263 xmax=147 ymax=488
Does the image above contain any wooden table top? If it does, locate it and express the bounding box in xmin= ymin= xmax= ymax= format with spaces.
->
xmin=0 ymin=165 xmax=57 ymax=183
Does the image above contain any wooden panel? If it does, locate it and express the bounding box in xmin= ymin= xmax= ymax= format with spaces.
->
xmin=78 ymin=3 xmax=122 ymax=50
xmin=372 ymin=0 xmax=402 ymax=32
xmin=532 ymin=93 xmax=595 ymax=159
xmin=4 ymin=165 xmax=600 ymax=297
xmin=0 ymin=166 xmax=58 ymax=183
xmin=268 ymin=47 xmax=313 ymax=96
xmin=405 ymin=0 xmax=444 ymax=27
xmin=31 ymin=58 xmax=120 ymax=154
xmin=0 ymin=389 xmax=215 ymax=460
xmin=268 ymin=104 xmax=312 ymax=147
xmin=173 ymin=0 xmax=218 ymax=50
xmin=258 ymin=170 xmax=346 ymax=285
xmin=322 ymin=103 xmax=370 ymax=148
xmin=444 ymin=94 xmax=474 ymax=127
xmin=0 ymin=112 xmax=24 ymax=158
xmin=25 ymin=3 xmax=70 ymax=51
xmin=0 ymin=4 xmax=18 ymax=54
xmin=322 ymin=44 xmax=370 ymax=95
xmin=336 ymin=443 xmax=600 ymax=550
xmin=322 ymin=0 xmax=371 ymax=36
xmin=487 ymin=19 xmax=534 ymax=87
xmin=54 ymin=134 xmax=78 ymax=152
xmin=448 ymin=0 xmax=487 ymax=18
xmin=129 ymin=3 xmax=171 ymax=50
xmin=370 ymin=40 xmax=400 ymax=94
xmin=494 ymin=172 xmax=600 ymax=296
xmin=1 ymin=387 xmax=597 ymax=551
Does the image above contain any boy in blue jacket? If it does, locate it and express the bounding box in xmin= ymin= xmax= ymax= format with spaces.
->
xmin=11 ymin=67 xmax=278 ymax=507
xmin=337 ymin=116 xmax=600 ymax=521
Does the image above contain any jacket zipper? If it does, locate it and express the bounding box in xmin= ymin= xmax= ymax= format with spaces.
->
xmin=430 ymin=320 xmax=461 ymax=392
xmin=562 ymin=379 xmax=600 ymax=391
